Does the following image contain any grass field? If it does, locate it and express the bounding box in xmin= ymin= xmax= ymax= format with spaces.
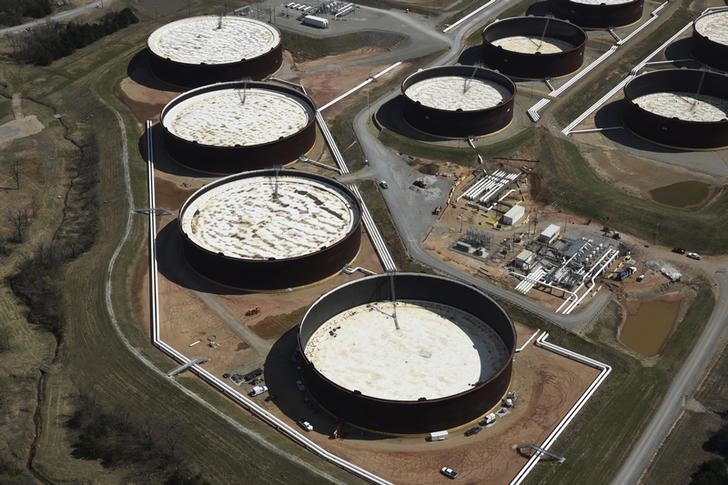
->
xmin=281 ymin=30 xmax=405 ymax=62
xmin=378 ymin=127 xmax=535 ymax=166
xmin=516 ymin=278 xmax=714 ymax=485
xmin=644 ymin=341 xmax=728 ymax=485
xmin=536 ymin=130 xmax=728 ymax=254
xmin=0 ymin=2 xmax=362 ymax=483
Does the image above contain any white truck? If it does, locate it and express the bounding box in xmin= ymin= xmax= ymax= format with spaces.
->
xmin=302 ymin=15 xmax=329 ymax=29
xmin=428 ymin=430 xmax=449 ymax=442
xmin=248 ymin=385 xmax=268 ymax=397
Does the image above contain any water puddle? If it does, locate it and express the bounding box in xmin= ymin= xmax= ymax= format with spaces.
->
xmin=620 ymin=299 xmax=682 ymax=356
xmin=648 ymin=181 xmax=710 ymax=208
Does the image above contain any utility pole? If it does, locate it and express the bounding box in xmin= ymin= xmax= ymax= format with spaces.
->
xmin=389 ymin=272 xmax=399 ymax=330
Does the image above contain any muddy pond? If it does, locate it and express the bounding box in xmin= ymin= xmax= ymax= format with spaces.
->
xmin=620 ymin=298 xmax=682 ymax=356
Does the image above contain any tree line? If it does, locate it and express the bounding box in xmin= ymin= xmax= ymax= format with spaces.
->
xmin=689 ymin=423 xmax=728 ymax=484
xmin=0 ymin=0 xmax=51 ymax=27
xmin=8 ymin=137 xmax=100 ymax=342
xmin=68 ymin=393 xmax=209 ymax=484
xmin=12 ymin=8 xmax=138 ymax=66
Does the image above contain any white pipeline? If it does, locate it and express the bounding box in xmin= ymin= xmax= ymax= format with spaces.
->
xmin=510 ymin=332 xmax=611 ymax=484
xmin=145 ymin=121 xmax=393 ymax=485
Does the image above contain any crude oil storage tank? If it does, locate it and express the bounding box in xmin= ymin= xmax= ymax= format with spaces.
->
xmin=161 ymin=81 xmax=316 ymax=174
xmin=622 ymin=69 xmax=728 ymax=150
xmin=298 ymin=273 xmax=516 ymax=434
xmin=401 ymin=65 xmax=516 ymax=138
xmin=481 ymin=16 xmax=587 ymax=79
xmin=692 ymin=10 xmax=728 ymax=71
xmin=548 ymin=0 xmax=644 ymax=29
xmin=178 ymin=169 xmax=362 ymax=291
xmin=147 ymin=16 xmax=282 ymax=86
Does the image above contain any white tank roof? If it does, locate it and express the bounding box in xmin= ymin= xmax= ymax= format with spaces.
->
xmin=304 ymin=300 xmax=509 ymax=401
xmin=633 ymin=92 xmax=728 ymax=122
xmin=148 ymin=16 xmax=280 ymax=65
xmin=405 ymin=75 xmax=511 ymax=111
xmin=695 ymin=11 xmax=728 ymax=46
xmin=163 ymin=86 xmax=312 ymax=147
xmin=181 ymin=175 xmax=356 ymax=260
xmin=570 ymin=0 xmax=633 ymax=4
xmin=491 ymin=35 xmax=574 ymax=54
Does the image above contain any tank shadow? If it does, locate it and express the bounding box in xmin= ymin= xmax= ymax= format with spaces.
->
xmin=374 ymin=96 xmax=449 ymax=142
xmin=458 ymin=45 xmax=483 ymax=66
xmin=263 ymin=328 xmax=388 ymax=442
xmin=663 ymin=38 xmax=703 ymax=69
xmin=594 ymin=101 xmax=683 ymax=154
xmin=127 ymin=48 xmax=191 ymax=92
xmin=525 ymin=1 xmax=551 ymax=17
xmin=155 ymin=220 xmax=249 ymax=295
xmin=139 ymin=123 xmax=208 ymax=177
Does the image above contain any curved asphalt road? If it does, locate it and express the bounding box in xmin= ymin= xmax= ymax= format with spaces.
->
xmin=0 ymin=1 xmax=118 ymax=37
xmin=351 ymin=0 xmax=611 ymax=329
xmin=351 ymin=5 xmax=728 ymax=484
xmin=611 ymin=270 xmax=728 ymax=485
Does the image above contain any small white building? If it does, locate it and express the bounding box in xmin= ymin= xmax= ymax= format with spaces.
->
xmin=515 ymin=249 xmax=536 ymax=270
xmin=539 ymin=224 xmax=561 ymax=244
xmin=502 ymin=204 xmax=525 ymax=225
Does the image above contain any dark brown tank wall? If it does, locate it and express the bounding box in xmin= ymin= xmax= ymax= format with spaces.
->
xmin=149 ymin=44 xmax=283 ymax=87
xmin=401 ymin=66 xmax=516 ymax=138
xmin=549 ymin=0 xmax=644 ymax=28
xmin=482 ymin=16 xmax=586 ymax=79
xmin=622 ymin=69 xmax=728 ymax=150
xmin=161 ymin=81 xmax=316 ymax=174
xmin=178 ymin=170 xmax=362 ymax=291
xmin=692 ymin=24 xmax=728 ymax=71
xmin=298 ymin=273 xmax=517 ymax=434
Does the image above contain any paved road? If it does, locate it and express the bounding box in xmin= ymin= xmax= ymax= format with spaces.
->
xmin=350 ymin=5 xmax=728 ymax=483
xmin=351 ymin=0 xmax=612 ymax=329
xmin=611 ymin=269 xmax=728 ymax=485
xmin=0 ymin=0 xmax=117 ymax=37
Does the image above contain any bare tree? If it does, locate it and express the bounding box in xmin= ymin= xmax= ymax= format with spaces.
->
xmin=6 ymin=205 xmax=32 ymax=242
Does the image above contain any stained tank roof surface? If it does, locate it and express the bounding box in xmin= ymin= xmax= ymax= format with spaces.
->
xmin=304 ymin=300 xmax=510 ymax=401
xmin=164 ymin=87 xmax=312 ymax=146
xmin=181 ymin=175 xmax=356 ymax=260
xmin=405 ymin=76 xmax=511 ymax=111
xmin=148 ymin=16 xmax=280 ymax=65
xmin=634 ymin=92 xmax=728 ymax=122
xmin=571 ymin=0 xmax=633 ymax=4
xmin=491 ymin=35 xmax=574 ymax=54
xmin=695 ymin=11 xmax=728 ymax=46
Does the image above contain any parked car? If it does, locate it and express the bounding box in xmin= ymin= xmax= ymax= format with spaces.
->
xmin=248 ymin=385 xmax=268 ymax=397
xmin=440 ymin=467 xmax=458 ymax=479
xmin=672 ymin=247 xmax=686 ymax=254
xmin=297 ymin=420 xmax=313 ymax=432
xmin=378 ymin=180 xmax=389 ymax=189
xmin=464 ymin=426 xmax=482 ymax=437
xmin=687 ymin=252 xmax=702 ymax=260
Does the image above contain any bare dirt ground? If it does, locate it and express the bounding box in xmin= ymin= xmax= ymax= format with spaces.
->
xmin=575 ymin=136 xmax=722 ymax=202
xmin=286 ymin=48 xmax=410 ymax=119
xmin=255 ymin=321 xmax=599 ymax=485
xmin=132 ymin=165 xmax=385 ymax=380
xmin=117 ymin=77 xmax=179 ymax=124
